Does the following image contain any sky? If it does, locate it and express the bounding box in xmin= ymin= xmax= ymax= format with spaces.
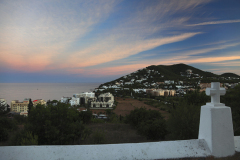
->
xmin=0 ymin=0 xmax=240 ymax=83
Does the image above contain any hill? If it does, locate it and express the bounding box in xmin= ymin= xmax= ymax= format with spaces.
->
xmin=97 ymin=63 xmax=239 ymax=90
xmin=100 ymin=63 xmax=217 ymax=86
xmin=220 ymin=73 xmax=240 ymax=78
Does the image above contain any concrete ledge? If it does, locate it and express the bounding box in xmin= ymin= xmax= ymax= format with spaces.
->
xmin=0 ymin=139 xmax=211 ymax=160
xmin=235 ymin=136 xmax=240 ymax=152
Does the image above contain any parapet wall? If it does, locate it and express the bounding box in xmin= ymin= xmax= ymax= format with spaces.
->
xmin=0 ymin=137 xmax=239 ymax=160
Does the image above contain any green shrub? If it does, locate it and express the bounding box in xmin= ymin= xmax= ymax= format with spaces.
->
xmin=222 ymin=85 xmax=240 ymax=135
xmin=91 ymin=118 xmax=104 ymax=123
xmin=0 ymin=117 xmax=17 ymax=131
xmin=138 ymin=119 xmax=167 ymax=140
xmin=81 ymin=127 xmax=92 ymax=141
xmin=27 ymin=103 xmax=86 ymax=145
xmin=167 ymin=90 xmax=209 ymax=140
xmin=80 ymin=110 xmax=92 ymax=124
xmin=11 ymin=130 xmax=38 ymax=145
xmin=20 ymin=131 xmax=38 ymax=145
xmin=125 ymin=107 xmax=167 ymax=140
xmin=0 ymin=128 xmax=9 ymax=142
xmin=160 ymin=107 xmax=165 ymax=111
xmin=13 ymin=115 xmax=28 ymax=125
xmin=91 ymin=130 xmax=105 ymax=144
xmin=167 ymin=101 xmax=200 ymax=140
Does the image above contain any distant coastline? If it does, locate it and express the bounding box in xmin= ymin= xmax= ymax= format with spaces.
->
xmin=0 ymin=82 xmax=101 ymax=105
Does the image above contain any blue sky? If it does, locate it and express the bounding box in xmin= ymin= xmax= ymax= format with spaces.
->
xmin=0 ymin=0 xmax=240 ymax=82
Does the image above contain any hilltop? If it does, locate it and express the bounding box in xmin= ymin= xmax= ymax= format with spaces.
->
xmin=220 ymin=72 xmax=240 ymax=78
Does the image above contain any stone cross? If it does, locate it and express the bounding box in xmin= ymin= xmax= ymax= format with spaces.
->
xmin=206 ymin=82 xmax=226 ymax=107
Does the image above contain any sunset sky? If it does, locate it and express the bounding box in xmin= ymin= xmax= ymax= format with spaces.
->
xmin=0 ymin=0 xmax=240 ymax=82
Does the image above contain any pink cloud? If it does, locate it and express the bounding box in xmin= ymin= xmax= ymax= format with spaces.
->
xmin=64 ymin=32 xmax=201 ymax=69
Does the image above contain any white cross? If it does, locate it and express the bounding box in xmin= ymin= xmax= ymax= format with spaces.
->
xmin=206 ymin=82 xmax=226 ymax=107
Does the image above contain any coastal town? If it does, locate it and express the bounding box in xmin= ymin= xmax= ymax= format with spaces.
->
xmin=0 ymin=92 xmax=115 ymax=117
xmin=1 ymin=66 xmax=239 ymax=118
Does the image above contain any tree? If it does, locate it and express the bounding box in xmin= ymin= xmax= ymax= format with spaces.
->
xmin=80 ymin=110 xmax=92 ymax=124
xmin=27 ymin=103 xmax=88 ymax=145
xmin=20 ymin=131 xmax=38 ymax=145
xmin=167 ymin=101 xmax=200 ymax=140
xmin=125 ymin=107 xmax=167 ymax=140
xmin=0 ymin=117 xmax=17 ymax=142
xmin=167 ymin=90 xmax=209 ymax=140
xmin=183 ymin=90 xmax=209 ymax=106
xmin=222 ymin=84 xmax=240 ymax=135
xmin=138 ymin=118 xmax=167 ymax=140
xmin=27 ymin=99 xmax=33 ymax=116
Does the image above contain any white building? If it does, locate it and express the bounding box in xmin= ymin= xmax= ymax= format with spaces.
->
xmin=101 ymin=86 xmax=108 ymax=89
xmin=125 ymin=82 xmax=133 ymax=85
xmin=73 ymin=92 xmax=95 ymax=105
xmin=109 ymin=85 xmax=120 ymax=89
xmin=0 ymin=98 xmax=8 ymax=111
xmin=91 ymin=92 xmax=114 ymax=109
xmin=133 ymin=89 xmax=146 ymax=93
xmin=73 ymin=92 xmax=95 ymax=98
xmin=135 ymin=80 xmax=142 ymax=83
xmin=186 ymin=69 xmax=192 ymax=74
xmin=69 ymin=97 xmax=80 ymax=106
xmin=164 ymin=80 xmax=174 ymax=84
xmin=61 ymin=97 xmax=71 ymax=103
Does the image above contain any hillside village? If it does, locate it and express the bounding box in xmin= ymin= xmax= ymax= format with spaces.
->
xmin=95 ymin=64 xmax=240 ymax=97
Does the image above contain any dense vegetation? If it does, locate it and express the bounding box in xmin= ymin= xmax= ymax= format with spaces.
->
xmin=125 ymin=107 xmax=167 ymax=140
xmin=0 ymin=102 xmax=92 ymax=145
xmin=167 ymin=90 xmax=209 ymax=140
xmin=26 ymin=103 xmax=92 ymax=145
xmin=222 ymin=84 xmax=240 ymax=135
xmin=1 ymin=85 xmax=239 ymax=145
xmin=0 ymin=117 xmax=17 ymax=142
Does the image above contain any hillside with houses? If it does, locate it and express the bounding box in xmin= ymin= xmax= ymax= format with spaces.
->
xmin=95 ymin=63 xmax=240 ymax=97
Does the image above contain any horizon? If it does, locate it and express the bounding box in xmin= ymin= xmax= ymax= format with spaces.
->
xmin=1 ymin=0 xmax=240 ymax=83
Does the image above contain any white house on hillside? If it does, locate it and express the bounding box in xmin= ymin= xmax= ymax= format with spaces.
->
xmin=164 ymin=80 xmax=174 ymax=84
xmin=90 ymin=92 xmax=114 ymax=109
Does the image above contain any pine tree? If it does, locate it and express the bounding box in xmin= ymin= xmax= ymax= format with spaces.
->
xmin=28 ymin=99 xmax=33 ymax=116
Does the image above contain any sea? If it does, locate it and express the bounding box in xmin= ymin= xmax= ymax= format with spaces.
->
xmin=0 ymin=83 xmax=102 ymax=105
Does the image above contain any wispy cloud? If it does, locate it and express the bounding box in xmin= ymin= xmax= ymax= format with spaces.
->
xmin=53 ymin=0 xmax=210 ymax=70
xmin=0 ymin=0 xmax=209 ymax=73
xmin=0 ymin=0 xmax=120 ymax=71
xmin=60 ymin=32 xmax=201 ymax=69
xmin=187 ymin=19 xmax=240 ymax=26
xmin=175 ymin=42 xmax=240 ymax=56
xmin=1 ymin=0 xmax=240 ymax=80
